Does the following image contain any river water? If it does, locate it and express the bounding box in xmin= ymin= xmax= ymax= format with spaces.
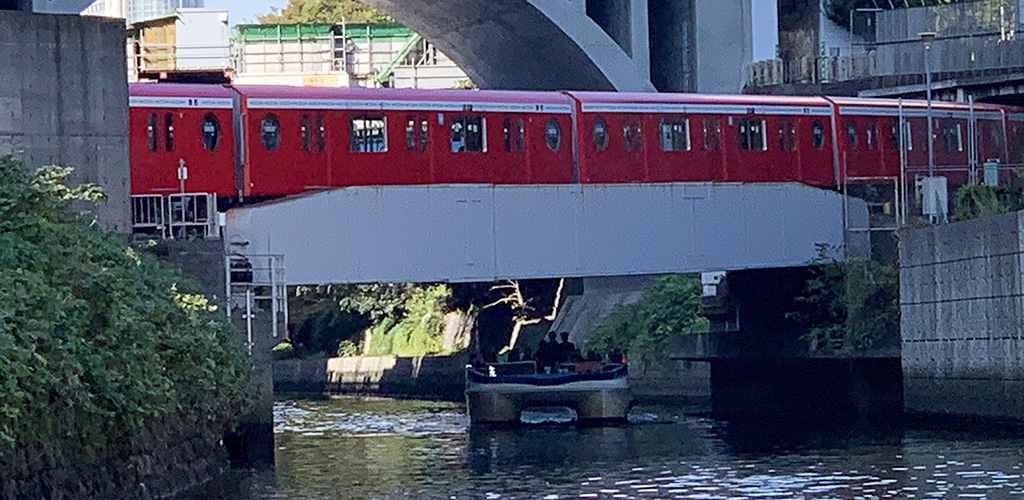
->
xmin=188 ymin=396 xmax=1024 ymax=499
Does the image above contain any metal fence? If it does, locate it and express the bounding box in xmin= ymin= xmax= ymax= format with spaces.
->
xmin=131 ymin=193 xmax=219 ymax=239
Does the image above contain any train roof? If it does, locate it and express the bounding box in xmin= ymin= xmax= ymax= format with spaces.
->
xmin=567 ymin=91 xmax=831 ymax=108
xmin=129 ymin=82 xmax=235 ymax=109
xmin=234 ymin=85 xmax=574 ymax=113
xmin=826 ymin=96 xmax=1006 ymax=112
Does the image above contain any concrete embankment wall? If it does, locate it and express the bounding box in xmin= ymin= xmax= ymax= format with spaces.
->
xmin=0 ymin=11 xmax=129 ymax=232
xmin=901 ymin=211 xmax=1024 ymax=420
xmin=275 ymin=353 xmax=470 ymax=401
xmin=275 ymin=351 xmax=711 ymax=403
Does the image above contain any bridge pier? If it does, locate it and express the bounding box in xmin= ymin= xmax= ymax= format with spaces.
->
xmin=673 ymin=267 xmax=903 ymax=421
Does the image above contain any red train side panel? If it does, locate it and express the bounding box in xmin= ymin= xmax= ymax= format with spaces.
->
xmin=129 ymin=83 xmax=236 ymax=196
xmin=234 ymin=86 xmax=575 ymax=198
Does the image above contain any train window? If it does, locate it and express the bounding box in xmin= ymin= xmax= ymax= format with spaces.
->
xmin=846 ymin=120 xmax=858 ymax=149
xmin=738 ymin=117 xmax=766 ymax=151
xmin=545 ymin=118 xmax=561 ymax=152
xmin=147 ymin=113 xmax=158 ymax=152
xmin=261 ymin=113 xmax=281 ymax=152
xmin=406 ymin=116 xmax=428 ymax=152
xmin=200 ymin=113 xmax=220 ymax=152
xmin=941 ymin=121 xmax=963 ymax=152
xmin=406 ymin=117 xmax=417 ymax=151
xmin=659 ymin=117 xmax=690 ymax=151
xmin=812 ymin=120 xmax=825 ymax=149
xmin=866 ymin=121 xmax=878 ymax=150
xmin=451 ymin=115 xmax=485 ymax=152
xmin=889 ymin=118 xmax=913 ymax=151
xmin=164 ymin=113 xmax=174 ymax=152
xmin=623 ymin=117 xmax=642 ymax=151
xmin=593 ymin=116 xmax=609 ymax=150
xmin=349 ymin=114 xmax=387 ymax=153
xmin=778 ymin=120 xmax=796 ymax=151
xmin=301 ymin=115 xmax=311 ymax=152
xmin=988 ymin=122 xmax=1004 ymax=152
xmin=419 ymin=117 xmax=429 ymax=152
xmin=502 ymin=117 xmax=525 ymax=152
xmin=316 ymin=114 xmax=326 ymax=152
xmin=703 ymin=117 xmax=721 ymax=151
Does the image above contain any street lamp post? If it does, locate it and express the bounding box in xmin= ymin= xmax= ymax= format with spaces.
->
xmin=920 ymin=31 xmax=936 ymax=178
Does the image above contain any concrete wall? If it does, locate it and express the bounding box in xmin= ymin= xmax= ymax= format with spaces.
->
xmin=0 ymin=11 xmax=129 ymax=232
xmin=694 ymin=0 xmax=752 ymax=92
xmin=901 ymin=211 xmax=1024 ymax=420
xmin=275 ymin=353 xmax=470 ymax=401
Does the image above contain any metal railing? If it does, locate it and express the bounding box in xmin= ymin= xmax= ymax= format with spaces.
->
xmin=131 ymin=193 xmax=219 ymax=239
xmin=227 ymin=253 xmax=288 ymax=348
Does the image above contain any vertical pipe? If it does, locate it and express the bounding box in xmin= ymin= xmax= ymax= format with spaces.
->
xmin=925 ymin=42 xmax=935 ymax=177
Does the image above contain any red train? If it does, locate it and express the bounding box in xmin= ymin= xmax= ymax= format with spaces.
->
xmin=129 ymin=83 xmax=1024 ymax=202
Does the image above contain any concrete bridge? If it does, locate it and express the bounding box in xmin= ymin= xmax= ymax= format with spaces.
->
xmin=28 ymin=0 xmax=777 ymax=93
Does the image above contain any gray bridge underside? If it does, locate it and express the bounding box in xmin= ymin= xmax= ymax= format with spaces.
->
xmin=225 ymin=183 xmax=864 ymax=285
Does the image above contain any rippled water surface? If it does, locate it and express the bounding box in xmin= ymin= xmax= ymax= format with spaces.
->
xmin=190 ymin=396 xmax=1024 ymax=499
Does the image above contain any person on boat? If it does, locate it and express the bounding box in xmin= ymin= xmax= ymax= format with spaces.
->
xmin=557 ymin=332 xmax=581 ymax=363
xmin=521 ymin=347 xmax=534 ymax=362
xmin=608 ymin=347 xmax=625 ymax=364
xmin=537 ymin=332 xmax=559 ymax=373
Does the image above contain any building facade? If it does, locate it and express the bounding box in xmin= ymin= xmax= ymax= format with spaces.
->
xmin=83 ymin=0 xmax=202 ymax=23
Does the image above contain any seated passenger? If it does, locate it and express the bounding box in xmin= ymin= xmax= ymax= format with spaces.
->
xmin=537 ymin=332 xmax=559 ymax=373
xmin=557 ymin=331 xmax=581 ymax=363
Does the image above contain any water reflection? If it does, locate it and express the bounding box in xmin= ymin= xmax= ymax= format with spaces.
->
xmin=184 ymin=396 xmax=1024 ymax=499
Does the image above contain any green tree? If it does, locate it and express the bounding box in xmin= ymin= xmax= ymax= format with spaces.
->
xmin=788 ymin=248 xmax=899 ymax=352
xmin=258 ymin=0 xmax=391 ymax=24
xmin=587 ymin=275 xmax=707 ymax=357
xmin=0 ymin=155 xmax=249 ymax=468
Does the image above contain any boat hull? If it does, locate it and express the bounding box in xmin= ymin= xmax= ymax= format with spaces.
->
xmin=465 ymin=367 xmax=632 ymax=424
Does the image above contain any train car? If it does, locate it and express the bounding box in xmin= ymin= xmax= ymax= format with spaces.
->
xmin=233 ymin=86 xmax=576 ymax=197
xmin=566 ymin=92 xmax=838 ymax=187
xmin=827 ymin=97 xmax=1009 ymax=184
xmin=128 ymin=83 xmax=236 ymax=196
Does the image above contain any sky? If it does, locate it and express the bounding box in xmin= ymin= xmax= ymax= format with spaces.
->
xmin=204 ymin=0 xmax=285 ymax=25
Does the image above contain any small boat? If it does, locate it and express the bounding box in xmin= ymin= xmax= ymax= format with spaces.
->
xmin=464 ymin=361 xmax=632 ymax=424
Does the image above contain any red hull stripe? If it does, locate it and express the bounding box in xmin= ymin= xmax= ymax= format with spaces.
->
xmin=246 ymin=98 xmax=573 ymax=114
xmin=838 ymin=106 xmax=1003 ymax=120
xmin=129 ymin=96 xmax=234 ymax=109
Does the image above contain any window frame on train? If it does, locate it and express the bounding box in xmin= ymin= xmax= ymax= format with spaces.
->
xmin=737 ymin=117 xmax=766 ymax=151
xmin=261 ymin=113 xmax=282 ymax=152
xmin=658 ymin=116 xmax=691 ymax=152
xmin=349 ymin=114 xmax=387 ymax=153
xmin=201 ymin=112 xmax=220 ymax=153
xmin=545 ymin=117 xmax=561 ymax=152
xmin=623 ymin=117 xmax=642 ymax=152
xmin=593 ymin=115 xmax=609 ymax=151
xmin=703 ymin=117 xmax=722 ymax=151
xmin=450 ymin=115 xmax=485 ymax=153
xmin=940 ymin=120 xmax=963 ymax=152
xmin=406 ymin=115 xmax=429 ymax=153
xmin=811 ymin=120 xmax=825 ymax=150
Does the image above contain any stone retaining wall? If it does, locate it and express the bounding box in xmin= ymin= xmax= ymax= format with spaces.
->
xmin=0 ymin=424 xmax=226 ymax=500
xmin=901 ymin=211 xmax=1024 ymax=420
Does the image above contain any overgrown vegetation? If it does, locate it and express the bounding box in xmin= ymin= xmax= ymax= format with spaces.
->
xmin=954 ymin=181 xmax=1024 ymax=221
xmin=587 ymin=275 xmax=708 ymax=358
xmin=788 ymin=247 xmax=899 ymax=352
xmin=258 ymin=0 xmax=390 ymax=24
xmin=825 ymin=0 xmax=985 ymax=28
xmin=0 ymin=155 xmax=250 ymax=468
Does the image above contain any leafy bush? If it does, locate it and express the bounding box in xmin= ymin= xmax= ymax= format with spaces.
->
xmin=364 ymin=285 xmax=450 ymax=357
xmin=336 ymin=339 xmax=359 ymax=357
xmin=272 ymin=340 xmax=295 ymax=360
xmin=0 ymin=155 xmax=249 ymax=468
xmin=788 ymin=249 xmax=899 ymax=352
xmin=587 ymin=275 xmax=707 ymax=358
